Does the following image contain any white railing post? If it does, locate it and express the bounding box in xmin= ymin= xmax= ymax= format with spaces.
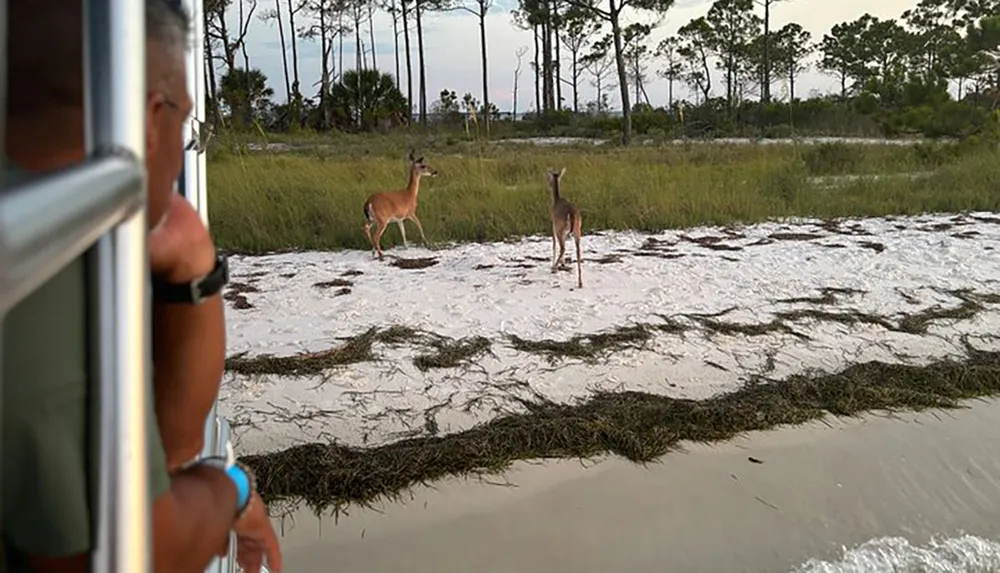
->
xmin=85 ymin=1 xmax=151 ymax=573
xmin=177 ymin=1 xmax=244 ymax=571
xmin=0 ymin=0 xmax=8 ymax=530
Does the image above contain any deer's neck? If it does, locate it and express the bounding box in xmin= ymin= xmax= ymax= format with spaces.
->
xmin=550 ymin=180 xmax=561 ymax=203
xmin=406 ymin=170 xmax=421 ymax=198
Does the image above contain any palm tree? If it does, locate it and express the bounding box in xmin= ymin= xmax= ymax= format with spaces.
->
xmin=219 ymin=68 xmax=275 ymax=129
xmin=329 ymin=69 xmax=410 ymax=131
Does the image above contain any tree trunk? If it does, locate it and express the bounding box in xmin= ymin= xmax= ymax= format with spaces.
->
xmin=762 ymin=0 xmax=770 ymax=102
xmin=543 ymin=16 xmax=554 ymax=111
xmin=368 ymin=0 xmax=378 ymax=70
xmin=205 ymin=36 xmax=222 ymax=126
xmin=275 ymin=0 xmax=292 ymax=107
xmin=479 ymin=8 xmax=491 ymax=135
xmin=572 ymin=51 xmax=578 ymax=112
xmin=338 ymin=12 xmax=344 ymax=80
xmin=392 ymin=0 xmax=401 ymax=88
xmin=609 ymin=3 xmax=632 ymax=145
xmin=416 ymin=0 xmax=428 ymax=123
xmin=633 ymin=53 xmax=639 ymax=105
xmin=402 ymin=0 xmax=414 ymax=122
xmin=513 ymin=61 xmax=519 ymax=119
xmin=215 ymin=7 xmax=236 ymax=72
xmin=287 ymin=0 xmax=302 ymax=126
xmin=239 ymin=1 xmax=253 ymax=127
xmin=554 ymin=8 xmax=562 ymax=109
xmin=533 ymin=25 xmax=540 ymax=114
xmin=355 ymin=6 xmax=363 ymax=71
xmin=320 ymin=4 xmax=332 ymax=129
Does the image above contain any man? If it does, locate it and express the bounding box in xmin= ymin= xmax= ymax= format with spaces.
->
xmin=1 ymin=1 xmax=283 ymax=572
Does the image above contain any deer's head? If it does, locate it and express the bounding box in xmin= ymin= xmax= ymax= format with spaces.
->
xmin=409 ymin=149 xmax=439 ymax=177
xmin=546 ymin=167 xmax=566 ymax=188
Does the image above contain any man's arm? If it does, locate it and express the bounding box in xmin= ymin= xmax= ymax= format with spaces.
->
xmin=2 ymin=256 xmax=238 ymax=573
xmin=151 ymin=295 xmax=226 ymax=468
xmin=150 ymin=466 xmax=239 ymax=572
xmin=27 ymin=468 xmax=238 ymax=573
xmin=148 ymin=195 xmax=227 ymax=469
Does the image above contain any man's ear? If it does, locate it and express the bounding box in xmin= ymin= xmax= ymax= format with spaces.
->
xmin=146 ymin=94 xmax=164 ymax=157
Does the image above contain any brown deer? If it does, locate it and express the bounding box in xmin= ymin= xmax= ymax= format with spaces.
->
xmin=363 ymin=150 xmax=438 ymax=259
xmin=546 ymin=167 xmax=583 ymax=288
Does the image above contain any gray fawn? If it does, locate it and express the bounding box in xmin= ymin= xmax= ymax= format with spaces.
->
xmin=363 ymin=150 xmax=439 ymax=259
xmin=546 ymin=167 xmax=583 ymax=288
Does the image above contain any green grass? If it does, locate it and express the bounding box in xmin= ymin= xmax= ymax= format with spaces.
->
xmin=207 ymin=135 xmax=1000 ymax=254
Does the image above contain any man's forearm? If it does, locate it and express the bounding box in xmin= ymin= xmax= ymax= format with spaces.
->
xmin=153 ymin=465 xmax=238 ymax=573
xmin=152 ymin=295 xmax=226 ymax=469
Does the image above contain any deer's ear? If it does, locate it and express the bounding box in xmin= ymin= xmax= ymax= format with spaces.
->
xmin=559 ymin=167 xmax=566 ymax=178
xmin=418 ymin=156 xmax=425 ymax=163
xmin=408 ymin=149 xmax=416 ymax=161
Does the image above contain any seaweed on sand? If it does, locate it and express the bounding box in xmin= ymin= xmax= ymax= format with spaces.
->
xmin=242 ymin=344 xmax=1000 ymax=515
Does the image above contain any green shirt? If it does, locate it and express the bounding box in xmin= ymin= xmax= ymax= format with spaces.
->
xmin=1 ymin=160 xmax=171 ymax=569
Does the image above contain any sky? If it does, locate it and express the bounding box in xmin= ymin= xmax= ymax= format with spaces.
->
xmin=223 ymin=0 xmax=920 ymax=112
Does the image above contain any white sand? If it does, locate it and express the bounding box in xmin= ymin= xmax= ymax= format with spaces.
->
xmin=272 ymin=399 xmax=1000 ymax=573
xmin=221 ymin=212 xmax=1000 ymax=453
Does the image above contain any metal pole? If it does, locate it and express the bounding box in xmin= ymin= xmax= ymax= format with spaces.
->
xmin=1 ymin=0 xmax=10 ymax=534
xmin=178 ymin=1 xmax=243 ymax=571
xmin=86 ymin=1 xmax=151 ymax=573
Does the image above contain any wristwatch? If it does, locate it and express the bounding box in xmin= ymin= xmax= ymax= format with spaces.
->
xmin=151 ymin=255 xmax=229 ymax=304
xmin=195 ymin=441 xmax=255 ymax=519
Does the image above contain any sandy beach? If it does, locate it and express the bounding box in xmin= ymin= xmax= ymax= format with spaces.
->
xmin=271 ymin=398 xmax=1000 ymax=573
xmin=224 ymin=212 xmax=1000 ymax=453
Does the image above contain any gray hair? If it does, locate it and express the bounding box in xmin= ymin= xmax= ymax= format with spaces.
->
xmin=147 ymin=0 xmax=192 ymax=56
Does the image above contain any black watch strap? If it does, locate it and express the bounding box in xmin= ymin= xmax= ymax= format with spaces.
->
xmin=151 ymin=256 xmax=229 ymax=304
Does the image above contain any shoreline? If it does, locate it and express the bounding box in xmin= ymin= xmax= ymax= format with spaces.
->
xmin=271 ymin=398 xmax=1000 ymax=573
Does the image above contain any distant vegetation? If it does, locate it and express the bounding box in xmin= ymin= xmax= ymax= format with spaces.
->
xmin=204 ymin=0 xmax=1000 ymax=254
xmin=205 ymin=0 xmax=1000 ymax=142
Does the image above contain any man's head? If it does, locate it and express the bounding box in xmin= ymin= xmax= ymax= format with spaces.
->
xmin=7 ymin=0 xmax=193 ymax=229
xmin=145 ymin=0 xmax=194 ymax=230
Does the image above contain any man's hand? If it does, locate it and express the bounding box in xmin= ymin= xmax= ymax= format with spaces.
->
xmin=233 ymin=492 xmax=283 ymax=573
xmin=148 ymin=192 xmax=216 ymax=283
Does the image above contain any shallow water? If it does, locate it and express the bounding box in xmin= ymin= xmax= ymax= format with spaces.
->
xmin=794 ymin=535 xmax=1000 ymax=573
xmin=273 ymin=399 xmax=1000 ymax=573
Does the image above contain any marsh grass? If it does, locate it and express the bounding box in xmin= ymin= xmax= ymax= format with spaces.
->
xmin=207 ymin=135 xmax=1000 ymax=254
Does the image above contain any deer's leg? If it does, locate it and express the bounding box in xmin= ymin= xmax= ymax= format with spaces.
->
xmin=409 ymin=214 xmax=429 ymax=246
xmin=551 ymin=227 xmax=559 ymax=272
xmin=397 ymin=220 xmax=408 ymax=248
xmin=556 ymin=230 xmax=567 ymax=270
xmin=373 ymin=220 xmax=389 ymax=260
xmin=573 ymin=217 xmax=583 ymax=288
xmin=363 ymin=220 xmax=375 ymax=253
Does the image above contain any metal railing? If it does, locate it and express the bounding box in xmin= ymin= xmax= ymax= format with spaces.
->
xmin=176 ymin=0 xmax=244 ymax=571
xmin=1 ymin=1 xmax=248 ymax=570
xmin=0 ymin=2 xmax=151 ymax=573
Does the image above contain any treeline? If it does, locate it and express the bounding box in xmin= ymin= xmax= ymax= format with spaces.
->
xmin=205 ymin=0 xmax=1000 ymax=142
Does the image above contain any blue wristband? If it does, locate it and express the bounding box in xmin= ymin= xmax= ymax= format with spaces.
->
xmin=226 ymin=464 xmax=251 ymax=513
